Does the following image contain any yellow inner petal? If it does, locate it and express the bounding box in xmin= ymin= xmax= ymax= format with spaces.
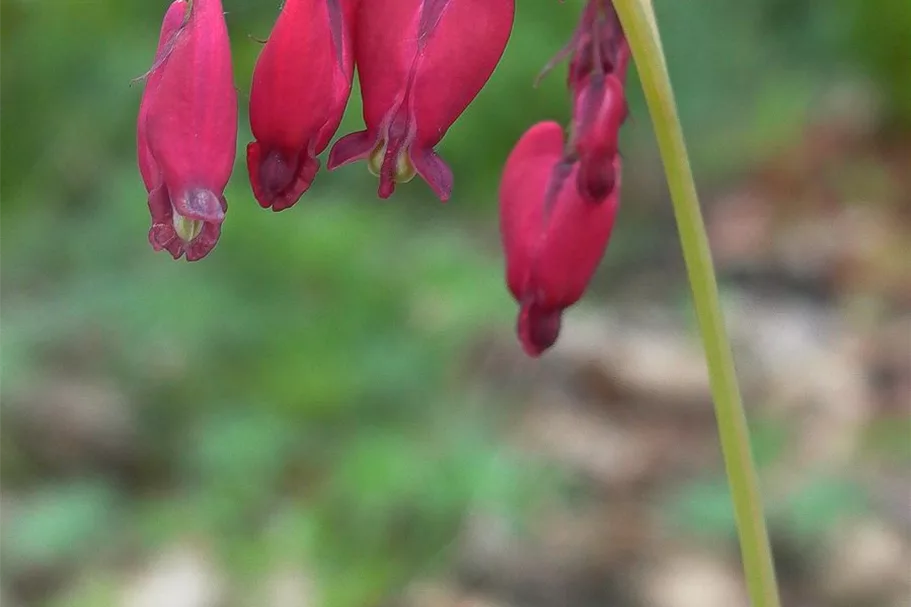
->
xmin=367 ymin=142 xmax=416 ymax=184
xmin=173 ymin=212 xmax=203 ymax=243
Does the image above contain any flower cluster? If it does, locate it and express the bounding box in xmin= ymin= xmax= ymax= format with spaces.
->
xmin=135 ymin=0 xmax=629 ymax=357
xmin=500 ymin=0 xmax=630 ymax=356
xmin=137 ymin=0 xmax=515 ymax=258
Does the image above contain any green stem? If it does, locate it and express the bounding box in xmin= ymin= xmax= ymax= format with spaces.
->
xmin=610 ymin=1 xmax=781 ymax=606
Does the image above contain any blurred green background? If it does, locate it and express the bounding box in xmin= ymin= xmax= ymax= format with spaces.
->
xmin=2 ymin=1 xmax=909 ymax=606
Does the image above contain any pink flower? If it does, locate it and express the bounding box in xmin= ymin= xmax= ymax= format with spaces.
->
xmin=137 ymin=0 xmax=238 ymax=261
xmin=247 ymin=0 xmax=357 ymax=211
xmin=499 ymin=121 xmax=620 ymax=356
xmin=328 ymin=0 xmax=515 ymax=201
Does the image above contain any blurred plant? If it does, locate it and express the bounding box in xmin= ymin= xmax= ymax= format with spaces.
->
xmin=2 ymin=481 xmax=121 ymax=580
xmin=843 ymin=0 xmax=911 ymax=130
xmin=0 ymin=182 xmax=541 ymax=604
xmin=665 ymin=418 xmax=870 ymax=545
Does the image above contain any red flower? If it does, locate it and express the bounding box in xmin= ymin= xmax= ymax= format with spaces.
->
xmin=499 ymin=121 xmax=620 ymax=356
xmin=247 ymin=0 xmax=356 ymax=211
xmin=328 ymin=0 xmax=515 ymax=201
xmin=137 ymin=0 xmax=238 ymax=261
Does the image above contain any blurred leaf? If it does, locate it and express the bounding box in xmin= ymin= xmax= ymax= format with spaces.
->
xmin=668 ymin=475 xmax=871 ymax=544
xmin=185 ymin=408 xmax=296 ymax=492
xmin=861 ymin=416 xmax=911 ymax=464
xmin=2 ymin=480 xmax=120 ymax=573
xmin=749 ymin=420 xmax=791 ymax=470
xmin=48 ymin=572 xmax=120 ymax=607
xmin=843 ymin=0 xmax=911 ymax=128
xmin=665 ymin=478 xmax=738 ymax=539
xmin=776 ymin=477 xmax=869 ymax=540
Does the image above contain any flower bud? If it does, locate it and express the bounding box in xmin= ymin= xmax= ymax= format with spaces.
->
xmin=571 ymin=72 xmax=627 ymax=202
xmin=560 ymin=0 xmax=630 ymax=203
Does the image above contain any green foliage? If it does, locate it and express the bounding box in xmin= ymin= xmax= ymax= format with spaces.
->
xmin=862 ymin=416 xmax=911 ymax=464
xmin=666 ymin=477 xmax=740 ymax=539
xmin=662 ymin=417 xmax=864 ymax=547
xmin=2 ymin=481 xmax=121 ymax=575
xmin=48 ymin=573 xmax=120 ymax=607
xmin=842 ymin=0 xmax=911 ymax=129
xmin=777 ymin=476 xmax=869 ymax=540
xmin=665 ymin=473 xmax=870 ymax=544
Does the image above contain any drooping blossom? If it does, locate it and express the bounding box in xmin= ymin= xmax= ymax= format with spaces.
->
xmin=498 ymin=0 xmax=631 ymax=356
xmin=328 ymin=0 xmax=516 ymax=201
xmin=499 ymin=121 xmax=621 ymax=356
xmin=247 ymin=0 xmax=357 ymax=211
xmin=137 ymin=0 xmax=238 ymax=261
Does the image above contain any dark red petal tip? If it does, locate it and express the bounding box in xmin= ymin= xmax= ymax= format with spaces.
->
xmin=246 ymin=143 xmax=319 ymax=212
xmin=517 ymin=303 xmax=563 ymax=357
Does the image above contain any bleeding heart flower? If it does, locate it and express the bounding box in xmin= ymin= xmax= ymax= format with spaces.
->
xmin=328 ymin=0 xmax=515 ymax=201
xmin=247 ymin=0 xmax=356 ymax=211
xmin=499 ymin=121 xmax=620 ymax=356
xmin=137 ymin=0 xmax=238 ymax=261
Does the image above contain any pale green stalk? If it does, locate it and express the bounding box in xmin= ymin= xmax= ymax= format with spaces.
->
xmin=610 ymin=1 xmax=781 ymax=605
